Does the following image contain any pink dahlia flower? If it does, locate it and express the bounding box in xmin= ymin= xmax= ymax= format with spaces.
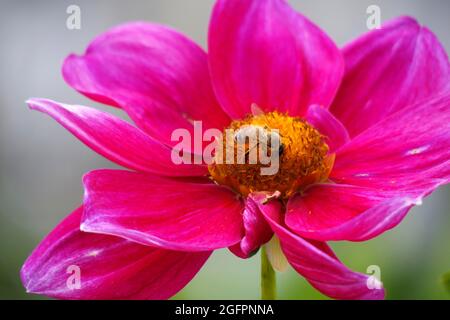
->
xmin=22 ymin=0 xmax=450 ymax=300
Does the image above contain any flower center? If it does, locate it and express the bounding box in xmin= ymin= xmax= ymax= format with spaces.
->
xmin=208 ymin=111 xmax=334 ymax=199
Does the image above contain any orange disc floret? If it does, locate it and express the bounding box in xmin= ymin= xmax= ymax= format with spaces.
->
xmin=208 ymin=111 xmax=334 ymax=199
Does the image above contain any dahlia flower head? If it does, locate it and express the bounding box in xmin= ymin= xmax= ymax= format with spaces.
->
xmin=22 ymin=0 xmax=450 ymax=300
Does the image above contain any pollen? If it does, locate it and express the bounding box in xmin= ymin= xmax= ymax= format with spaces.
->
xmin=208 ymin=111 xmax=334 ymax=199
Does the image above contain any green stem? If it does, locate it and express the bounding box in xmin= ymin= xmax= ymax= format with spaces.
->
xmin=261 ymin=245 xmax=276 ymax=300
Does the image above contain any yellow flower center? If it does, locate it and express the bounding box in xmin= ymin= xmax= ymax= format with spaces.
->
xmin=208 ymin=112 xmax=334 ymax=199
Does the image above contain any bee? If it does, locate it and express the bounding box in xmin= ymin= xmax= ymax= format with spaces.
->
xmin=234 ymin=125 xmax=284 ymax=163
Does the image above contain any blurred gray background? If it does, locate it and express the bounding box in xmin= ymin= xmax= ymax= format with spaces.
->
xmin=0 ymin=0 xmax=449 ymax=299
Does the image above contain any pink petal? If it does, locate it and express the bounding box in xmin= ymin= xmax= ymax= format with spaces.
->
xmin=229 ymin=196 xmax=273 ymax=259
xmin=27 ymin=98 xmax=207 ymax=177
xmin=332 ymin=91 xmax=450 ymax=193
xmin=251 ymin=194 xmax=385 ymax=300
xmin=295 ymin=92 xmax=450 ymax=241
xmin=82 ymin=169 xmax=244 ymax=251
xmin=305 ymin=104 xmax=350 ymax=152
xmin=63 ymin=22 xmax=230 ymax=147
xmin=21 ymin=207 xmax=211 ymax=300
xmin=286 ymin=184 xmax=418 ymax=241
xmin=331 ymin=17 xmax=450 ymax=137
xmin=208 ymin=0 xmax=343 ymax=119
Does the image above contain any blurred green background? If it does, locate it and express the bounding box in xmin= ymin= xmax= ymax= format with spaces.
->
xmin=0 ymin=0 xmax=449 ymax=300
